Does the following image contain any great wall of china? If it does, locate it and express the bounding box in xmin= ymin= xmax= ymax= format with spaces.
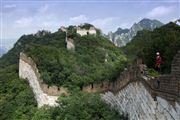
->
xmin=19 ymin=51 xmax=180 ymax=119
xmin=19 ymin=53 xmax=68 ymax=107
xmin=101 ymin=51 xmax=180 ymax=120
xmin=83 ymin=51 xmax=180 ymax=104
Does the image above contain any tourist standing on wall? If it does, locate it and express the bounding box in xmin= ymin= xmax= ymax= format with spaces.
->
xmin=155 ymin=52 xmax=162 ymax=73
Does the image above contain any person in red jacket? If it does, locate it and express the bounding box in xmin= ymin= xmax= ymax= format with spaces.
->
xmin=155 ymin=52 xmax=162 ymax=72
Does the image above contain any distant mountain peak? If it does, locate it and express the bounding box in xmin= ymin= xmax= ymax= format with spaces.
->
xmin=140 ymin=18 xmax=151 ymax=22
xmin=107 ymin=18 xmax=164 ymax=47
xmin=136 ymin=18 xmax=163 ymax=30
xmin=115 ymin=27 xmax=129 ymax=35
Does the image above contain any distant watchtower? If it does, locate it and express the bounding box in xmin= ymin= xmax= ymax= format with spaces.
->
xmin=76 ymin=27 xmax=96 ymax=36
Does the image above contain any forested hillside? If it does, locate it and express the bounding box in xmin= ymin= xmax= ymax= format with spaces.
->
xmin=0 ymin=24 xmax=127 ymax=120
xmin=123 ymin=22 xmax=180 ymax=73
xmin=20 ymin=25 xmax=127 ymax=89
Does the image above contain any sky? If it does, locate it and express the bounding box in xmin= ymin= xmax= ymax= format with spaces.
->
xmin=0 ymin=0 xmax=180 ymax=48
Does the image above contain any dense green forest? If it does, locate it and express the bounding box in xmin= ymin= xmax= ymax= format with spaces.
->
xmin=15 ymin=24 xmax=127 ymax=89
xmin=0 ymin=65 xmax=37 ymax=119
xmin=0 ymin=24 xmax=127 ymax=120
xmin=122 ymin=22 xmax=180 ymax=73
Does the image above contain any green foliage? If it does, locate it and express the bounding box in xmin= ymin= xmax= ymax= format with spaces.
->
xmin=0 ymin=25 xmax=128 ymax=119
xmin=0 ymin=65 xmax=37 ymax=120
xmin=22 ymin=31 xmax=127 ymax=89
xmin=147 ymin=68 xmax=160 ymax=77
xmin=32 ymin=107 xmax=52 ymax=120
xmin=56 ymin=92 xmax=127 ymax=120
xmin=79 ymin=23 xmax=94 ymax=29
xmin=31 ymin=92 xmax=127 ymax=120
xmin=123 ymin=22 xmax=180 ymax=73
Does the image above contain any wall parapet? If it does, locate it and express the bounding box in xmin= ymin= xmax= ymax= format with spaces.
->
xmin=82 ymin=51 xmax=180 ymax=104
xmin=19 ymin=52 xmax=68 ymax=96
xmin=148 ymin=51 xmax=180 ymax=103
xmin=82 ymin=61 xmax=140 ymax=93
xmin=19 ymin=50 xmax=180 ymax=105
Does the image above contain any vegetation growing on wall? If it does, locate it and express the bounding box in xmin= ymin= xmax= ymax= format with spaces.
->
xmin=0 ymin=65 xmax=37 ymax=120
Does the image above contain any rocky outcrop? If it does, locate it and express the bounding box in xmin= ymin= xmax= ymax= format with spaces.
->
xmin=19 ymin=53 xmax=68 ymax=107
xmin=102 ymin=82 xmax=180 ymax=120
xmin=108 ymin=18 xmax=163 ymax=47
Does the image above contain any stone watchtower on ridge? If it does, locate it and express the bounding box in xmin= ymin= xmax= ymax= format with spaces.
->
xmin=60 ymin=25 xmax=97 ymax=50
xmin=76 ymin=26 xmax=96 ymax=36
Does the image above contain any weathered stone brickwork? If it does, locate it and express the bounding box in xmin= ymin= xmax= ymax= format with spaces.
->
xmin=102 ymin=51 xmax=180 ymax=120
xmin=83 ymin=51 xmax=180 ymax=104
xmin=102 ymin=82 xmax=180 ymax=120
xmin=19 ymin=49 xmax=180 ymax=118
xmin=77 ymin=27 xmax=96 ymax=36
xmin=82 ymin=64 xmax=139 ymax=93
xmin=19 ymin=53 xmax=68 ymax=107
xmin=148 ymin=51 xmax=180 ymax=103
xmin=66 ymin=38 xmax=75 ymax=50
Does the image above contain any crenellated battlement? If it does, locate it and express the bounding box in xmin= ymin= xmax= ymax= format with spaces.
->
xmin=148 ymin=50 xmax=180 ymax=103
xmin=82 ymin=51 xmax=180 ymax=104
xmin=101 ymin=51 xmax=180 ymax=120
xmin=19 ymin=51 xmax=180 ymax=107
xmin=82 ymin=63 xmax=140 ymax=93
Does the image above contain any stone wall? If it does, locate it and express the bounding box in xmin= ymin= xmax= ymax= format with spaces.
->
xmin=83 ymin=51 xmax=180 ymax=104
xmin=102 ymin=51 xmax=180 ymax=120
xmin=77 ymin=27 xmax=96 ymax=36
xmin=19 ymin=53 xmax=68 ymax=107
xmin=19 ymin=50 xmax=180 ymax=112
xmin=147 ymin=51 xmax=180 ymax=103
xmin=102 ymin=82 xmax=180 ymax=120
xmin=82 ymin=63 xmax=140 ymax=93
xmin=66 ymin=38 xmax=75 ymax=50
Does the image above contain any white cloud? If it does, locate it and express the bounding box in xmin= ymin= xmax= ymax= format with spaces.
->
xmin=91 ymin=17 xmax=120 ymax=33
xmin=69 ymin=15 xmax=89 ymax=23
xmin=147 ymin=6 xmax=175 ymax=17
xmin=14 ymin=17 xmax=33 ymax=28
xmin=91 ymin=17 xmax=118 ymax=26
xmin=4 ymin=4 xmax=16 ymax=9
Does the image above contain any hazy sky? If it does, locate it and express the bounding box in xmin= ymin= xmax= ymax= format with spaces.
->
xmin=0 ymin=0 xmax=180 ymax=41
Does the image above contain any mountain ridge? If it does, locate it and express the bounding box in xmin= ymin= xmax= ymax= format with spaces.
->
xmin=108 ymin=18 xmax=164 ymax=47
